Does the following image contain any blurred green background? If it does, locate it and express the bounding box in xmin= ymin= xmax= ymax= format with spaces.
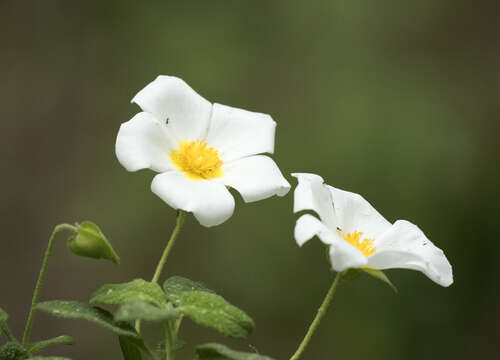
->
xmin=1 ymin=0 xmax=499 ymax=359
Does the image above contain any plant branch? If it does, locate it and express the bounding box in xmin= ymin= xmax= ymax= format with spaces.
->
xmin=22 ymin=224 xmax=77 ymax=346
xmin=151 ymin=211 xmax=186 ymax=284
xmin=289 ymin=271 xmax=343 ymax=360
xmin=136 ymin=210 xmax=187 ymax=334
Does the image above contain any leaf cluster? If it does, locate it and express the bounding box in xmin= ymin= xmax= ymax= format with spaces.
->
xmin=0 ymin=307 xmax=73 ymax=360
xmin=29 ymin=276 xmax=272 ymax=359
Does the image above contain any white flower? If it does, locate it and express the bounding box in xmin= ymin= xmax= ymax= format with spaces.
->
xmin=292 ymin=173 xmax=453 ymax=287
xmin=116 ymin=75 xmax=290 ymax=227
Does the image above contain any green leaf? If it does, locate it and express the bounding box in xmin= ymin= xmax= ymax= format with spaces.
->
xmin=195 ymin=343 xmax=275 ymax=360
xmin=27 ymin=336 xmax=74 ymax=354
xmin=362 ymin=268 xmax=398 ymax=292
xmin=0 ymin=342 xmax=29 ymax=360
xmin=115 ymin=302 xmax=180 ymax=322
xmin=90 ymin=279 xmax=166 ymax=307
xmin=163 ymin=276 xmax=215 ymax=306
xmin=67 ymin=221 xmax=120 ymax=264
xmin=119 ymin=336 xmax=143 ymax=360
xmin=179 ymin=291 xmax=254 ymax=339
xmin=35 ymin=301 xmax=138 ymax=338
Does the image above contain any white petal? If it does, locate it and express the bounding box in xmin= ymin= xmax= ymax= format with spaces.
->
xmin=294 ymin=214 xmax=333 ymax=247
xmin=294 ymin=214 xmax=367 ymax=271
xmin=205 ymin=103 xmax=276 ymax=162
xmin=366 ymin=220 xmax=453 ymax=287
xmin=151 ymin=172 xmax=235 ymax=227
xmin=222 ymin=155 xmax=290 ymax=202
xmin=291 ymin=173 xmax=336 ymax=228
xmin=132 ymin=76 xmax=212 ymax=141
xmin=115 ymin=112 xmax=176 ymax=172
xmin=328 ymin=238 xmax=368 ymax=272
xmin=327 ymin=186 xmax=391 ymax=239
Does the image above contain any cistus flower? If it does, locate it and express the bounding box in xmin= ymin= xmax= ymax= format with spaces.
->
xmin=116 ymin=76 xmax=290 ymax=227
xmin=292 ymin=173 xmax=453 ymax=287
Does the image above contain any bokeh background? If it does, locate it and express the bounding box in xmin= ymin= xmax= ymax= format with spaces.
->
xmin=1 ymin=1 xmax=499 ymax=359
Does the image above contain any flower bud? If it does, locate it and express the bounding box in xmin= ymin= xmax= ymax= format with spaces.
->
xmin=67 ymin=221 xmax=120 ymax=264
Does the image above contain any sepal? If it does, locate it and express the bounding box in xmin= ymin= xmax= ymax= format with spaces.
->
xmin=362 ymin=268 xmax=398 ymax=293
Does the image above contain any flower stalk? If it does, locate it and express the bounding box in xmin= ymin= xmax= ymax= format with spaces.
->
xmin=22 ymin=224 xmax=77 ymax=346
xmin=165 ymin=321 xmax=176 ymax=360
xmin=151 ymin=210 xmax=186 ymax=284
xmin=136 ymin=210 xmax=186 ymax=334
xmin=289 ymin=272 xmax=343 ymax=360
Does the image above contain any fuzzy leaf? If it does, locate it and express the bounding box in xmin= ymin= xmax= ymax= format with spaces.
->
xmin=35 ymin=301 xmax=138 ymax=338
xmin=115 ymin=302 xmax=180 ymax=322
xmin=90 ymin=279 xmax=166 ymax=307
xmin=195 ymin=343 xmax=274 ymax=360
xmin=119 ymin=336 xmax=143 ymax=360
xmin=0 ymin=342 xmax=29 ymax=360
xmin=363 ymin=268 xmax=398 ymax=292
xmin=163 ymin=276 xmax=215 ymax=306
xmin=179 ymin=291 xmax=254 ymax=339
xmin=67 ymin=221 xmax=120 ymax=264
xmin=28 ymin=336 xmax=74 ymax=354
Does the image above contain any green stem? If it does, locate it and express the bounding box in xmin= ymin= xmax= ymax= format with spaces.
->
xmin=143 ymin=344 xmax=159 ymax=360
xmin=152 ymin=210 xmax=186 ymax=284
xmin=136 ymin=211 xmax=187 ymax=334
xmin=289 ymin=272 xmax=343 ymax=360
xmin=165 ymin=321 xmax=176 ymax=360
xmin=22 ymin=224 xmax=77 ymax=346
xmin=0 ymin=323 xmax=16 ymax=343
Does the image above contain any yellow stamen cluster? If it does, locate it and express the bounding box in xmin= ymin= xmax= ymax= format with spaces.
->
xmin=170 ymin=140 xmax=224 ymax=180
xmin=341 ymin=231 xmax=376 ymax=257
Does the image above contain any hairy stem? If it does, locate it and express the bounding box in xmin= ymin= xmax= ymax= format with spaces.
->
xmin=143 ymin=344 xmax=159 ymax=360
xmin=136 ymin=210 xmax=187 ymax=334
xmin=0 ymin=322 xmax=16 ymax=343
xmin=22 ymin=224 xmax=77 ymax=346
xmin=165 ymin=321 xmax=176 ymax=360
xmin=289 ymin=272 xmax=343 ymax=360
xmin=151 ymin=211 xmax=186 ymax=284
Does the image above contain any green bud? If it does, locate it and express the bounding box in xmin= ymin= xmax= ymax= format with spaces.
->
xmin=67 ymin=221 xmax=120 ymax=264
xmin=0 ymin=342 xmax=29 ymax=360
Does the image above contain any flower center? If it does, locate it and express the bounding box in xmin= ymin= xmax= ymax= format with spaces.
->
xmin=170 ymin=140 xmax=224 ymax=180
xmin=341 ymin=230 xmax=376 ymax=257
